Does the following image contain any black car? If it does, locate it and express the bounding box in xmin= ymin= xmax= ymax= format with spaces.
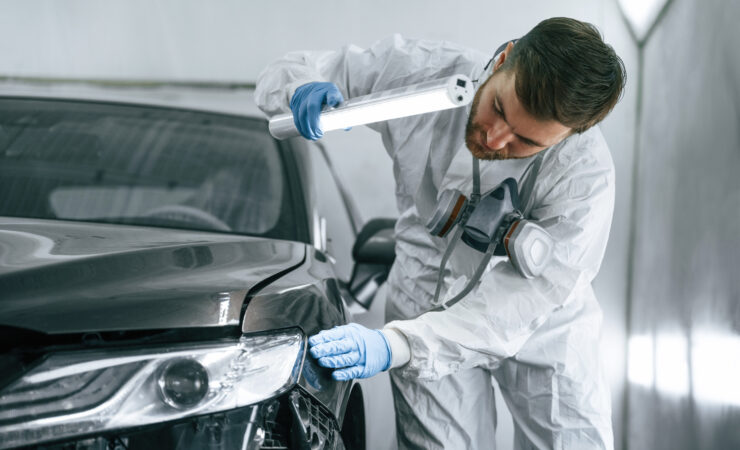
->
xmin=0 ymin=84 xmax=397 ymax=450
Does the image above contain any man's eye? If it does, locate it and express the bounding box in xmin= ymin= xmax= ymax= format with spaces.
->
xmin=520 ymin=138 xmax=539 ymax=148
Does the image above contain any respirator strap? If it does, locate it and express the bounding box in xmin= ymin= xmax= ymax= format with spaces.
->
xmin=471 ymin=156 xmax=481 ymax=203
xmin=431 ymin=156 xmax=483 ymax=307
xmin=432 ymin=225 xmax=465 ymax=307
xmin=431 ymin=241 xmax=497 ymax=312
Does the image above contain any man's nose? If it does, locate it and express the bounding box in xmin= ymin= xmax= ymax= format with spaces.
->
xmin=486 ymin=121 xmax=515 ymax=150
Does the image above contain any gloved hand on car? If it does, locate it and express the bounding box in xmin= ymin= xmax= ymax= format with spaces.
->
xmin=308 ymin=323 xmax=391 ymax=381
xmin=290 ymin=82 xmax=344 ymax=140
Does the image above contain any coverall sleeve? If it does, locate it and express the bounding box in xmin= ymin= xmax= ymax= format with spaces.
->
xmin=253 ymin=34 xmax=484 ymax=122
xmin=384 ymin=132 xmax=616 ymax=380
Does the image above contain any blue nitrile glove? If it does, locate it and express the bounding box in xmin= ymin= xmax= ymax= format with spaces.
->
xmin=308 ymin=323 xmax=392 ymax=381
xmin=289 ymin=82 xmax=344 ymax=140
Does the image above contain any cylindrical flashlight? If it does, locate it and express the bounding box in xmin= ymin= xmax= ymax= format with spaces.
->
xmin=268 ymin=74 xmax=475 ymax=140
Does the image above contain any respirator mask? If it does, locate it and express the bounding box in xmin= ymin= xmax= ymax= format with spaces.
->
xmin=425 ymin=157 xmax=555 ymax=311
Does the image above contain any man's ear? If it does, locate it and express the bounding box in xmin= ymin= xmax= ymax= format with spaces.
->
xmin=493 ymin=41 xmax=516 ymax=71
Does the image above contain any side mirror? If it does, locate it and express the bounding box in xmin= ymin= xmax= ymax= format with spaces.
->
xmin=349 ymin=218 xmax=396 ymax=308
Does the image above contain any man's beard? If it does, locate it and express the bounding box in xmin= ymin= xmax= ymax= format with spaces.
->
xmin=465 ymin=119 xmax=507 ymax=160
xmin=464 ymin=73 xmax=525 ymax=161
xmin=465 ymin=77 xmax=507 ymax=161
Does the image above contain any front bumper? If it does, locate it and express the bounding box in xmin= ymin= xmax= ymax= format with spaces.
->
xmin=10 ymin=386 xmax=343 ymax=450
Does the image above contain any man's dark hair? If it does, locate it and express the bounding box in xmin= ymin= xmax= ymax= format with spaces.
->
xmin=500 ymin=17 xmax=626 ymax=133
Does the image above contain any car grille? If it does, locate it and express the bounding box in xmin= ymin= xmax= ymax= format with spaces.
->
xmin=286 ymin=388 xmax=343 ymax=450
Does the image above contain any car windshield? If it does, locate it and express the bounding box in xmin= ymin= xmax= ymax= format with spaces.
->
xmin=0 ymin=98 xmax=298 ymax=240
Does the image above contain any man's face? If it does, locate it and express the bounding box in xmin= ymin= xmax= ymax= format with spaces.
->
xmin=465 ymin=68 xmax=572 ymax=160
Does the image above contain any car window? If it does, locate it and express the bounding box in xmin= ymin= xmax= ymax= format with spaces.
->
xmin=306 ymin=142 xmax=356 ymax=282
xmin=0 ymin=98 xmax=299 ymax=240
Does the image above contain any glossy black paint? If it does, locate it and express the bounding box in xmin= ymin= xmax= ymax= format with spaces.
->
xmin=0 ymin=217 xmax=304 ymax=333
xmin=243 ymin=248 xmax=353 ymax=422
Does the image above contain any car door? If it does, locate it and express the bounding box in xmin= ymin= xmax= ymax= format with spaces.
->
xmin=303 ymin=141 xmax=359 ymax=283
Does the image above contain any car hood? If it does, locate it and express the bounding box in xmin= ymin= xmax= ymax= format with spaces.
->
xmin=0 ymin=218 xmax=305 ymax=334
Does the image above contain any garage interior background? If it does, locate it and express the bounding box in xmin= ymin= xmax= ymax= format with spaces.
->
xmin=1 ymin=1 xmax=738 ymax=449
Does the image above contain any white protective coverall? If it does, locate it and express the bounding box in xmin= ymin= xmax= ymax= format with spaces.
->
xmin=255 ymin=34 xmax=615 ymax=450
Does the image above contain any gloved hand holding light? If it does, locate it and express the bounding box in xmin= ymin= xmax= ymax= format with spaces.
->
xmin=270 ymin=75 xmax=475 ymax=140
xmin=288 ymin=82 xmax=345 ymax=140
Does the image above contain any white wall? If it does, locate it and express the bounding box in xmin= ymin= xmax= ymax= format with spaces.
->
xmin=624 ymin=0 xmax=740 ymax=448
xmin=0 ymin=1 xmax=637 ymax=448
xmin=3 ymin=1 xmax=616 ymax=82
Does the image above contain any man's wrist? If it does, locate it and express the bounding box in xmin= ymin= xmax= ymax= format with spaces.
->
xmin=381 ymin=328 xmax=411 ymax=369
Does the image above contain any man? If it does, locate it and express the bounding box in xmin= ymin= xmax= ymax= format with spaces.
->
xmin=255 ymin=17 xmax=626 ymax=450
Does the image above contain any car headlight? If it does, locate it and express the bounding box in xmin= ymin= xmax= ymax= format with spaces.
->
xmin=0 ymin=328 xmax=305 ymax=449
